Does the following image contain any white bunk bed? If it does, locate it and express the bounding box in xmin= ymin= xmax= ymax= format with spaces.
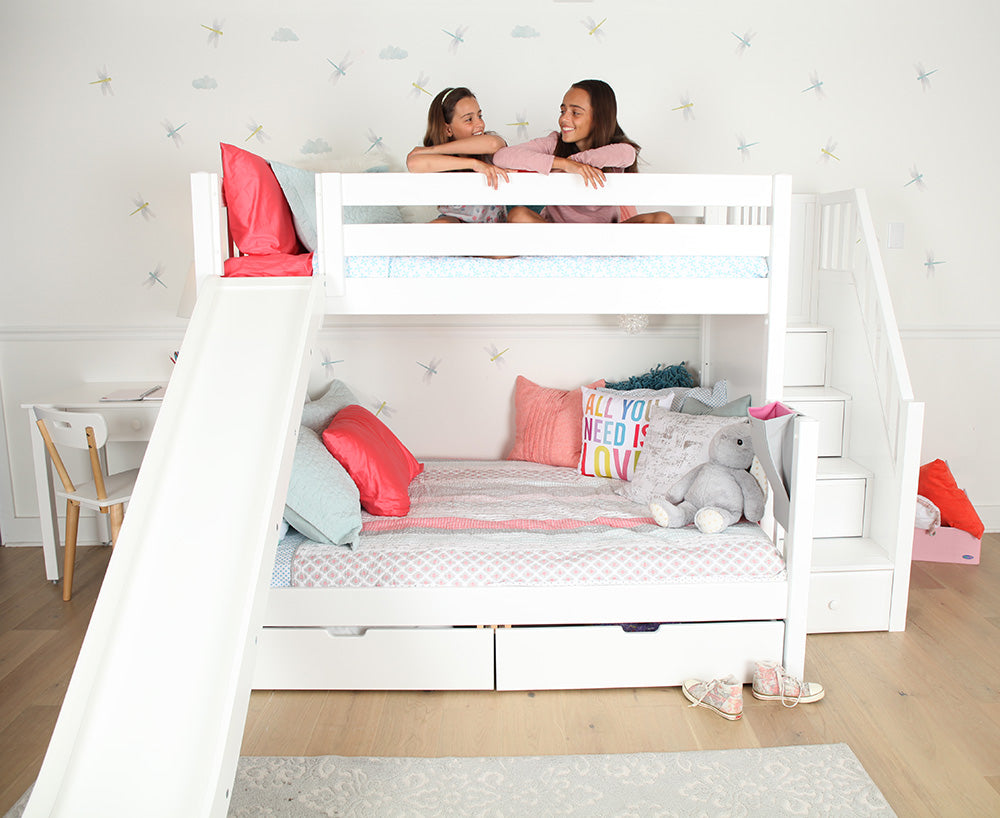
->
xmin=24 ymin=170 xmax=818 ymax=817
xmin=193 ymin=170 xmax=818 ymax=692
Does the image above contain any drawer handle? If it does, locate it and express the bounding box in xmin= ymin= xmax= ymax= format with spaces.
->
xmin=131 ymin=419 xmax=143 ymax=431
xmin=827 ymin=599 xmax=840 ymax=611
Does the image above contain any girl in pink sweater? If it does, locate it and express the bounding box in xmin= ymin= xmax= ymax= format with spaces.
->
xmin=492 ymin=79 xmax=673 ymax=225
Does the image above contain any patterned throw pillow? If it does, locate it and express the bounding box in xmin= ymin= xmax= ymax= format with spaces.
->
xmin=578 ymin=386 xmax=675 ymax=480
xmin=619 ymin=408 xmax=750 ymax=506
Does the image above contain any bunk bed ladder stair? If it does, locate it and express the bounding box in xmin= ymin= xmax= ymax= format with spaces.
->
xmin=784 ymin=188 xmax=923 ymax=635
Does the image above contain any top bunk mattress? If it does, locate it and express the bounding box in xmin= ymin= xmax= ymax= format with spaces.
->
xmin=343 ymin=255 xmax=769 ymax=280
xmin=275 ymin=461 xmax=784 ymax=590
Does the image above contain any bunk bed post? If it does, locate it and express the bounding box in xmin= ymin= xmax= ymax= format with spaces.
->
xmin=190 ymin=172 xmax=225 ymax=290
xmin=765 ymin=174 xmax=792 ymax=401
xmin=316 ymin=173 xmax=343 ymax=297
xmin=781 ymin=415 xmax=818 ymax=679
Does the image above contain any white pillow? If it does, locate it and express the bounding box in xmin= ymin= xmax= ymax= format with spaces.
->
xmin=619 ymin=408 xmax=749 ymax=506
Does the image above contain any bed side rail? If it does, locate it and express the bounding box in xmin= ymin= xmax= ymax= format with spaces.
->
xmin=780 ymin=414 xmax=819 ymax=678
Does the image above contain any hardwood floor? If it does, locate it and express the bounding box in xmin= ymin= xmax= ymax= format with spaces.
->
xmin=2 ymin=537 xmax=998 ymax=816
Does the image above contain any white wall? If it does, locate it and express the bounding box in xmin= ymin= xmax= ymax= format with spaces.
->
xmin=2 ymin=0 xmax=998 ymax=540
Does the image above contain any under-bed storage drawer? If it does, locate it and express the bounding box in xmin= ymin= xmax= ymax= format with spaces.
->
xmin=253 ymin=626 xmax=494 ymax=690
xmin=495 ymin=622 xmax=785 ymax=691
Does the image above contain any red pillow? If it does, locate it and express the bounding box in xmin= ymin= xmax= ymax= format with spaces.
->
xmin=506 ymin=376 xmax=605 ymax=467
xmin=220 ymin=143 xmax=301 ymax=256
xmin=322 ymin=405 xmax=424 ymax=516
xmin=224 ymin=253 xmax=314 ymax=278
xmin=918 ymin=459 xmax=984 ymax=539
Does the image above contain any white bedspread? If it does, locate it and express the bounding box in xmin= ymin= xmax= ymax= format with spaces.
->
xmin=288 ymin=461 xmax=784 ymax=589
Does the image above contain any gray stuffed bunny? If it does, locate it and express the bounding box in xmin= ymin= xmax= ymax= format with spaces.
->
xmin=649 ymin=422 xmax=765 ymax=534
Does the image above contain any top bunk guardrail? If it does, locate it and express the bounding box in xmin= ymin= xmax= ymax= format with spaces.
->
xmin=191 ymin=171 xmax=792 ymax=316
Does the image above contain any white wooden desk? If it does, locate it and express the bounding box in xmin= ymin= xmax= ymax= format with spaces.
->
xmin=23 ymin=383 xmax=164 ymax=581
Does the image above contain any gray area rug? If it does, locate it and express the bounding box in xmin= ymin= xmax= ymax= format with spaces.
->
xmin=7 ymin=743 xmax=895 ymax=817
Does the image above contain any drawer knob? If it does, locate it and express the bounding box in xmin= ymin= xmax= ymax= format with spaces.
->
xmin=131 ymin=419 xmax=143 ymax=431
xmin=827 ymin=599 xmax=840 ymax=611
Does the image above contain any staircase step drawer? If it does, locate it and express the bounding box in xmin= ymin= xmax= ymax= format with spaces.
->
xmin=784 ymin=399 xmax=844 ymax=457
xmin=784 ymin=330 xmax=829 ymax=387
xmin=807 ymin=571 xmax=892 ymax=632
xmin=815 ymin=478 xmax=867 ymax=538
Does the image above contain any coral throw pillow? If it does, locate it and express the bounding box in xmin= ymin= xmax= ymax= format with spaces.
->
xmin=322 ymin=405 xmax=424 ymax=516
xmin=507 ymin=376 xmax=605 ymax=468
xmin=917 ymin=459 xmax=984 ymax=539
xmin=220 ymin=143 xmax=301 ymax=257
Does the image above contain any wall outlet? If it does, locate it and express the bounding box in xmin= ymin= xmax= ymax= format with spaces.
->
xmin=887 ymin=222 xmax=905 ymax=250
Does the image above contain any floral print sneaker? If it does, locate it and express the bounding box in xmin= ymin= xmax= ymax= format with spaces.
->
xmin=752 ymin=660 xmax=825 ymax=706
xmin=681 ymin=676 xmax=744 ymax=720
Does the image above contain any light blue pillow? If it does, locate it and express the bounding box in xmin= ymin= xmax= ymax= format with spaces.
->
xmin=681 ymin=393 xmax=751 ymax=417
xmin=302 ymin=380 xmax=359 ymax=432
xmin=270 ymin=161 xmax=318 ymax=251
xmin=674 ymin=379 xmax=728 ymax=411
xmin=270 ymin=161 xmax=403 ymax=253
xmin=284 ymin=426 xmax=362 ymax=547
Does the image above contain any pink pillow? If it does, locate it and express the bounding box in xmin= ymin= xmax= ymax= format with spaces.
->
xmin=220 ymin=143 xmax=301 ymax=256
xmin=224 ymin=253 xmax=314 ymax=278
xmin=918 ymin=459 xmax=984 ymax=539
xmin=322 ymin=405 xmax=424 ymax=516
xmin=506 ymin=376 xmax=605 ymax=468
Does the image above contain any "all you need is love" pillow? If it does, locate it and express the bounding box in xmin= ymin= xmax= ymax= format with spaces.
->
xmin=578 ymin=386 xmax=675 ymax=480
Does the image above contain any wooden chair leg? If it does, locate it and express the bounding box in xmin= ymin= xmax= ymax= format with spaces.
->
xmin=109 ymin=504 xmax=124 ymax=546
xmin=63 ymin=500 xmax=80 ymax=602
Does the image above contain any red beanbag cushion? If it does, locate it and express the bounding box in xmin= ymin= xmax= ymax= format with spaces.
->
xmin=506 ymin=376 xmax=605 ymax=468
xmin=918 ymin=459 xmax=984 ymax=539
xmin=220 ymin=143 xmax=301 ymax=256
xmin=322 ymin=405 xmax=424 ymax=516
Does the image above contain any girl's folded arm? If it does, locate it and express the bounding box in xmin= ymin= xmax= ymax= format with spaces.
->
xmin=569 ymin=142 xmax=636 ymax=169
xmin=406 ymin=151 xmax=486 ymax=173
xmin=492 ymin=132 xmax=559 ymax=174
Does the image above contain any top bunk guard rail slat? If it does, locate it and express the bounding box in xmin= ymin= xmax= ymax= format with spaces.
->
xmin=337 ymin=172 xmax=777 ymax=207
xmin=340 ymin=223 xmax=772 ymax=257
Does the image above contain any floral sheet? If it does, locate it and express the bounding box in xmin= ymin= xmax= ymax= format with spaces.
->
xmin=282 ymin=461 xmax=785 ymax=590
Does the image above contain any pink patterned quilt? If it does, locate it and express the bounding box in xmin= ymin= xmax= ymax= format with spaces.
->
xmin=291 ymin=461 xmax=785 ymax=589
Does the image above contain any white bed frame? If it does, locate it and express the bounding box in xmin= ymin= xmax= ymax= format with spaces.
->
xmin=194 ymin=170 xmax=817 ymax=692
xmin=25 ymin=171 xmax=817 ymax=816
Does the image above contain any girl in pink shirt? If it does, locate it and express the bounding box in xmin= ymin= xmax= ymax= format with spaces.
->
xmin=492 ymin=79 xmax=673 ymax=225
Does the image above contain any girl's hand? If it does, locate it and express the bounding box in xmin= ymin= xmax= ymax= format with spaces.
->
xmin=473 ymin=159 xmax=509 ymax=190
xmin=555 ymin=158 xmax=606 ymax=188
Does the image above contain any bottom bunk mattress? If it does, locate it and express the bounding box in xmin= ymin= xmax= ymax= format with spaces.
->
xmin=275 ymin=460 xmax=784 ymax=590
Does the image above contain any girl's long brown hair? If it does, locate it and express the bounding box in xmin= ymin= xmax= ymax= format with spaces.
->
xmin=554 ymin=79 xmax=640 ymax=172
xmin=423 ymin=87 xmax=475 ymax=147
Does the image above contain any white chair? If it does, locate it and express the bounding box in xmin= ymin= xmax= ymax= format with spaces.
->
xmin=32 ymin=407 xmax=140 ymax=601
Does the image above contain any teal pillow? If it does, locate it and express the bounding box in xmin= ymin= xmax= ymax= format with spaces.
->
xmin=681 ymin=393 xmax=751 ymax=417
xmin=284 ymin=426 xmax=362 ymax=546
xmin=270 ymin=161 xmax=403 ymax=253
xmin=302 ymin=380 xmax=359 ymax=432
xmin=270 ymin=161 xmax=318 ymax=251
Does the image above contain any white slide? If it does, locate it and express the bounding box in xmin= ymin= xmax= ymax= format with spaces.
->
xmin=24 ymin=275 xmax=323 ymax=817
